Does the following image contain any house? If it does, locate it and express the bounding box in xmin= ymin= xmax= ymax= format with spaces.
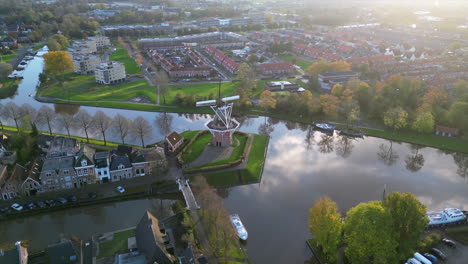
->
xmin=0 ymin=36 xmax=17 ymax=48
xmin=257 ymin=62 xmax=294 ymax=76
xmin=109 ymin=154 xmax=133 ymax=182
xmin=0 ymin=164 xmax=27 ymax=200
xmin=318 ymin=71 xmax=359 ymax=90
xmin=72 ymin=55 xmax=100 ymax=75
xmin=74 ymin=145 xmax=98 ymax=185
xmin=21 ymin=159 xmax=42 ymax=196
xmin=0 ymin=164 xmax=9 ymax=200
xmin=69 ymin=39 xmax=97 ymax=55
xmin=166 ymin=131 xmax=183 ymax=152
xmin=131 ymin=147 xmax=167 ymax=176
xmin=95 ymin=151 xmax=111 ymax=183
xmin=95 ymin=61 xmax=126 ymax=85
xmin=46 ymin=239 xmax=80 ymax=264
xmin=435 ymin=125 xmax=459 ymax=137
xmin=136 ymin=211 xmax=175 ymax=264
xmin=87 ymin=35 xmax=110 ymax=48
xmin=264 ymin=81 xmax=301 ymax=92
xmin=0 ymin=241 xmax=28 ymax=264
xmin=40 ymin=156 xmax=77 ymax=191
xmin=46 ymin=136 xmax=80 ymax=158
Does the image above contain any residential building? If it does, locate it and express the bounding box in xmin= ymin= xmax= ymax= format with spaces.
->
xmin=72 ymin=55 xmax=100 ymax=75
xmin=95 ymin=151 xmax=111 ymax=183
xmin=264 ymin=81 xmax=301 ymax=92
xmin=39 ymin=156 xmax=77 ymax=191
xmin=0 ymin=36 xmax=17 ymax=48
xmin=0 ymin=241 xmax=28 ymax=264
xmin=0 ymin=164 xmax=27 ymax=200
xmin=136 ymin=211 xmax=175 ymax=264
xmin=74 ymin=145 xmax=98 ymax=185
xmin=88 ymin=35 xmax=110 ymax=48
xmin=139 ymin=32 xmax=246 ymax=49
xmin=0 ymin=164 xmax=9 ymax=200
xmin=435 ymin=125 xmax=459 ymax=137
xmin=95 ymin=61 xmax=126 ymax=85
xmin=257 ymin=62 xmax=295 ymax=76
xmin=109 ymin=154 xmax=133 ymax=181
xmin=318 ymin=71 xmax=359 ymax=90
xmin=21 ymin=159 xmax=42 ymax=196
xmin=205 ymin=45 xmax=238 ymax=74
xmin=46 ymin=136 xmax=80 ymax=158
xmin=166 ymin=131 xmax=183 ymax=152
xmin=131 ymin=147 xmax=167 ymax=177
xmin=69 ymin=39 xmax=97 ymax=55
xmin=149 ymin=49 xmax=211 ymax=78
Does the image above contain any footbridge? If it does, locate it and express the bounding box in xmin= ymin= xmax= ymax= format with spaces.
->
xmin=176 ymin=178 xmax=200 ymax=210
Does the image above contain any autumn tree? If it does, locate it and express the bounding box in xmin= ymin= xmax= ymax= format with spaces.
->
xmin=43 ymin=51 xmax=74 ymax=80
xmin=131 ymin=116 xmax=152 ymax=147
xmin=93 ymin=111 xmax=112 ymax=146
xmin=237 ymin=63 xmax=257 ymax=92
xmin=344 ymin=201 xmax=398 ymax=264
xmin=307 ymin=59 xmax=351 ymax=75
xmin=259 ymin=90 xmax=276 ymax=111
xmin=449 ymin=101 xmax=468 ymax=132
xmin=412 ymin=111 xmax=434 ymax=133
xmin=383 ymin=107 xmax=408 ymax=130
xmin=320 ymin=94 xmax=340 ymax=118
xmin=308 ymin=196 xmax=342 ymax=262
xmin=330 ymin=60 xmax=351 ymax=71
xmin=76 ymin=110 xmax=93 ymax=143
xmin=36 ymin=105 xmax=56 ymax=135
xmin=47 ymin=34 xmax=68 ymax=51
xmin=0 ymin=62 xmax=12 ymax=78
xmin=112 ymin=114 xmax=130 ymax=144
xmin=382 ymin=192 xmax=429 ymax=261
xmin=331 ymin=84 xmax=344 ymax=97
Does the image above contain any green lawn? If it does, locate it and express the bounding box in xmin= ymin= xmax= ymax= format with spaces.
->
xmin=243 ymin=135 xmax=269 ymax=183
xmin=32 ymin=43 xmax=45 ymax=51
xmin=42 ymin=74 xmax=156 ymax=103
xmin=110 ymin=42 xmax=141 ymax=74
xmin=168 ymin=82 xmax=240 ymax=104
xmin=1 ymin=51 xmax=18 ymax=63
xmin=278 ymin=54 xmax=313 ymax=70
xmin=181 ymin=133 xmax=213 ymax=163
xmin=445 ymin=226 xmax=468 ymax=245
xmin=98 ymin=229 xmax=135 ymax=258
xmin=0 ymin=78 xmax=19 ymax=99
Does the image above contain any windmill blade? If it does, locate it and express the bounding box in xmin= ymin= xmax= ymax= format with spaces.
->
xmin=221 ymin=95 xmax=240 ymax=102
xmin=196 ymin=100 xmax=217 ymax=107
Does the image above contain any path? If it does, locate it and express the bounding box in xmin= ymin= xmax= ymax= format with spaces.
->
xmin=188 ymin=142 xmax=236 ymax=168
xmin=177 ymin=178 xmax=200 ymax=210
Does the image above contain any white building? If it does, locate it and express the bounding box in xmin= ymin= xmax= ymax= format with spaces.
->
xmin=95 ymin=61 xmax=126 ymax=85
xmin=88 ymin=36 xmax=110 ymax=48
xmin=73 ymin=55 xmax=100 ymax=75
xmin=70 ymin=39 xmax=97 ymax=55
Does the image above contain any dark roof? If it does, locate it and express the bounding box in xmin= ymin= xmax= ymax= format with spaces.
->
xmin=319 ymin=71 xmax=358 ymax=77
xmin=47 ymin=240 xmax=79 ymax=264
xmin=36 ymin=134 xmax=55 ymax=149
xmin=136 ymin=211 xmax=173 ymax=264
xmin=74 ymin=145 xmax=95 ymax=167
xmin=166 ymin=131 xmax=183 ymax=147
xmin=26 ymin=158 xmax=42 ymax=182
xmin=9 ymin=164 xmax=28 ymax=185
xmin=110 ymin=154 xmax=132 ymax=170
xmin=95 ymin=151 xmax=110 ymax=160
xmin=132 ymin=147 xmax=165 ymax=163
xmin=117 ymin=145 xmax=133 ymax=155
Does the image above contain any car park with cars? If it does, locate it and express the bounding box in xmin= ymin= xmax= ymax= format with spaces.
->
xmin=442 ymin=238 xmax=456 ymax=248
xmin=430 ymin=248 xmax=447 ymax=261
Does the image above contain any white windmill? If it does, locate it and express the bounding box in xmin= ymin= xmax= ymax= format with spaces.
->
xmin=196 ymin=84 xmax=240 ymax=147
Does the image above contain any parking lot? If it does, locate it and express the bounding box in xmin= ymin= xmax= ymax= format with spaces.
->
xmin=440 ymin=237 xmax=468 ymax=264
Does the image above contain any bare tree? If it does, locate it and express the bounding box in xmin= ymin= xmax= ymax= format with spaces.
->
xmin=57 ymin=113 xmax=77 ymax=138
xmin=153 ymin=69 xmax=170 ymax=105
xmin=112 ymin=114 xmax=130 ymax=144
xmin=155 ymin=112 xmax=173 ymax=136
xmin=2 ymin=102 xmax=25 ymax=130
xmin=76 ymin=110 xmax=93 ymax=143
xmin=93 ymin=111 xmax=112 ymax=146
xmin=0 ymin=103 xmax=4 ymax=129
xmin=131 ymin=116 xmax=152 ymax=147
xmin=21 ymin=104 xmax=38 ymax=128
xmin=36 ymin=105 xmax=56 ymax=135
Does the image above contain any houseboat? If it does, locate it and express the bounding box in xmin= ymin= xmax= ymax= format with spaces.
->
xmin=230 ymin=214 xmax=248 ymax=240
xmin=427 ymin=208 xmax=467 ymax=226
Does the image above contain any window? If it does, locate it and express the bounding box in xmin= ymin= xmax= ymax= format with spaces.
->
xmin=77 ymin=170 xmax=83 ymax=176
xmin=81 ymin=160 xmax=87 ymax=167
xmin=46 ymin=173 xmax=51 ymax=177
xmin=64 ymin=176 xmax=71 ymax=181
xmin=118 ymin=164 xmax=125 ymax=170
xmin=83 ymin=168 xmax=87 ymax=174
xmin=141 ymin=168 xmax=145 ymax=174
xmin=63 ymin=170 xmax=69 ymax=175
xmin=104 ymin=171 xmax=107 ymax=175
xmin=98 ymin=171 xmax=102 ymax=176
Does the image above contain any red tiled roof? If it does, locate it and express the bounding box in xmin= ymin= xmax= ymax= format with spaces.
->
xmin=436 ymin=125 xmax=459 ymax=135
xmin=258 ymin=62 xmax=294 ymax=73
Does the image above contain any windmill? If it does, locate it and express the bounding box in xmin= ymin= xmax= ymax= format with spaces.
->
xmin=196 ymin=83 xmax=240 ymax=147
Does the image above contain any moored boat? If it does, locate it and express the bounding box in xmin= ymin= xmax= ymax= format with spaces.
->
xmin=312 ymin=122 xmax=335 ymax=133
xmin=427 ymin=208 xmax=467 ymax=226
xmin=230 ymin=214 xmax=248 ymax=240
xmin=339 ymin=129 xmax=364 ymax=137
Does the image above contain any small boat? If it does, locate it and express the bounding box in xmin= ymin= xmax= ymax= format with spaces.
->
xmin=230 ymin=214 xmax=248 ymax=240
xmin=339 ymin=129 xmax=364 ymax=137
xmin=427 ymin=208 xmax=467 ymax=226
xmin=313 ymin=122 xmax=335 ymax=133
xmin=19 ymin=61 xmax=27 ymax=65
xmin=24 ymin=56 xmax=34 ymax=60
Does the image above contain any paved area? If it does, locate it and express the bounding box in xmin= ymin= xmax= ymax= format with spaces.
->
xmin=177 ymin=178 xmax=199 ymax=210
xmin=188 ymin=144 xmax=235 ymax=168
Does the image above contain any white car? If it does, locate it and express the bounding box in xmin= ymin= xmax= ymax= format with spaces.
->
xmin=11 ymin=203 xmax=23 ymax=211
xmin=116 ymin=186 xmax=125 ymax=193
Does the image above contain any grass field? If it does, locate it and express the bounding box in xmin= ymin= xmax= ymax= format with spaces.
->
xmin=168 ymin=81 xmax=240 ymax=104
xmin=278 ymin=54 xmax=313 ymax=70
xmin=1 ymin=51 xmax=18 ymax=63
xmin=110 ymin=42 xmax=141 ymax=74
xmin=0 ymin=78 xmax=19 ymax=99
xmin=42 ymin=74 xmax=156 ymax=103
xmin=444 ymin=226 xmax=468 ymax=245
xmin=181 ymin=133 xmax=213 ymax=164
xmin=32 ymin=43 xmax=45 ymax=51
xmin=98 ymin=229 xmax=135 ymax=257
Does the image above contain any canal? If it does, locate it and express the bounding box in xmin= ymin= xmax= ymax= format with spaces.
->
xmin=0 ymin=47 xmax=467 ymax=263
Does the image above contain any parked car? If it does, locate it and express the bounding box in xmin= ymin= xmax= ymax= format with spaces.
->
xmin=36 ymin=201 xmax=46 ymax=208
xmin=56 ymin=197 xmax=68 ymax=204
xmin=45 ymin=199 xmax=56 ymax=207
xmin=442 ymin=238 xmax=456 ymax=248
xmin=88 ymin=192 xmax=97 ymax=199
xmin=423 ymin=253 xmax=438 ymax=263
xmin=11 ymin=203 xmax=23 ymax=211
xmin=0 ymin=207 xmax=9 ymax=213
xmin=68 ymin=195 xmax=78 ymax=203
xmin=24 ymin=202 xmax=36 ymax=210
xmin=116 ymin=186 xmax=125 ymax=193
xmin=430 ymin=248 xmax=447 ymax=261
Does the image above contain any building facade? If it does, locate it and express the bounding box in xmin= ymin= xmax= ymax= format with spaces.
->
xmin=73 ymin=55 xmax=100 ymax=75
xmin=95 ymin=61 xmax=126 ymax=85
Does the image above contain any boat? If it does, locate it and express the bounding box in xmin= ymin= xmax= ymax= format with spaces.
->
xmin=339 ymin=129 xmax=364 ymax=137
xmin=313 ymin=122 xmax=335 ymax=133
xmin=230 ymin=214 xmax=248 ymax=240
xmin=427 ymin=208 xmax=467 ymax=226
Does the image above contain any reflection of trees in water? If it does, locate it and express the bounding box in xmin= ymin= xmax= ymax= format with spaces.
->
xmin=148 ymin=199 xmax=173 ymax=220
xmin=258 ymin=117 xmax=274 ymax=136
xmin=453 ymin=153 xmax=468 ymax=178
xmin=284 ymin=120 xmax=297 ymax=130
xmin=317 ymin=134 xmax=334 ymax=153
xmin=54 ymin=104 xmax=80 ymax=115
xmin=378 ymin=141 xmax=399 ymax=166
xmin=404 ymin=145 xmax=425 ymax=172
xmin=155 ymin=112 xmax=173 ymax=136
xmin=297 ymin=122 xmax=309 ymax=131
xmin=216 ymin=188 xmax=230 ymax=199
xmin=182 ymin=113 xmax=196 ymax=121
xmin=304 ymin=126 xmax=315 ymax=150
xmin=335 ymin=135 xmax=354 ymax=158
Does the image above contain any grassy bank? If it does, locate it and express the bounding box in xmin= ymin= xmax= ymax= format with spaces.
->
xmin=98 ymin=229 xmax=136 ymax=258
xmin=181 ymin=133 xmax=213 ymax=163
xmin=110 ymin=42 xmax=140 ymax=74
xmin=0 ymin=79 xmax=19 ymax=99
xmin=1 ymin=50 xmax=18 ymax=63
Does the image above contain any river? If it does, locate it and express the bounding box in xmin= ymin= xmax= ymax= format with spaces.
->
xmin=0 ymin=47 xmax=467 ymax=263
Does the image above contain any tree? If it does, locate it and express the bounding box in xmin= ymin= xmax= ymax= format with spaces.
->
xmin=76 ymin=110 xmax=93 ymax=143
xmin=47 ymin=34 xmax=68 ymax=51
xmin=259 ymin=90 xmax=276 ymax=110
xmin=2 ymin=102 xmax=25 ymax=130
xmin=412 ymin=111 xmax=434 ymax=133
xmin=93 ymin=111 xmax=112 ymax=146
xmin=308 ymin=196 xmax=342 ymax=262
xmin=155 ymin=112 xmax=173 ymax=136
xmin=405 ymin=146 xmax=425 ymax=172
xmin=451 ymin=42 xmax=461 ymax=51
xmin=57 ymin=112 xmax=76 ymax=138
xmin=448 ymin=101 xmax=468 ymax=132
xmin=344 ymin=201 xmax=397 ymax=264
xmin=237 ymin=63 xmax=256 ymax=92
xmin=0 ymin=62 xmax=13 ymax=78
xmin=307 ymin=59 xmax=332 ymax=74
xmin=329 ymin=60 xmax=351 ymax=71
xmin=131 ymin=116 xmax=152 ymax=147
xmin=319 ymin=94 xmax=340 ymax=118
xmin=331 ymin=84 xmax=344 ymax=97
xmin=36 ymin=105 xmax=56 ymax=135
xmin=20 ymin=104 xmax=38 ymax=127
xmin=422 ymin=87 xmax=449 ymax=109
xmin=378 ymin=141 xmax=399 ymax=166
xmin=383 ymin=107 xmax=408 ymax=130
xmin=112 ymin=114 xmax=130 ymax=144
xmin=43 ymin=51 xmax=74 ymax=80
xmin=155 ymin=69 xmax=170 ymax=104
xmin=382 ymin=192 xmax=429 ymax=261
